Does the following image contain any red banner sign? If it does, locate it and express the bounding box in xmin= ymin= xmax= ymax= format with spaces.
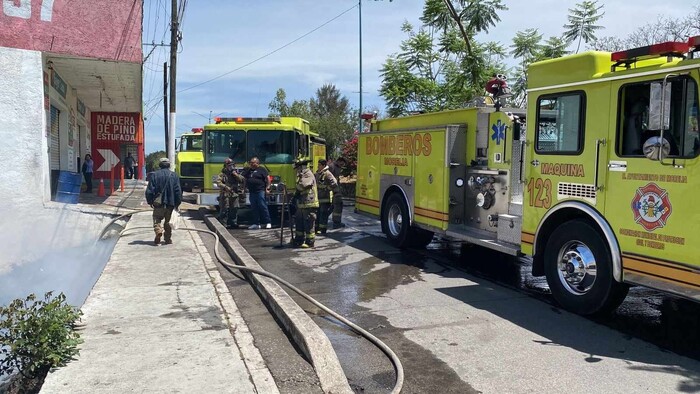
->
xmin=91 ymin=112 xmax=143 ymax=176
xmin=0 ymin=0 xmax=142 ymax=63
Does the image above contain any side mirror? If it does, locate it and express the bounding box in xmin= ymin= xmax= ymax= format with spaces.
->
xmin=642 ymin=136 xmax=671 ymax=161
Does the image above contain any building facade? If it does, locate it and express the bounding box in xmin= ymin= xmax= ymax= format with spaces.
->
xmin=0 ymin=0 xmax=144 ymax=306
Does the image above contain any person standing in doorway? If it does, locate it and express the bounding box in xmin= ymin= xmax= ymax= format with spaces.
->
xmin=145 ymin=158 xmax=182 ymax=245
xmin=328 ymin=157 xmax=347 ymax=228
xmin=124 ymin=152 xmax=136 ymax=179
xmin=82 ymin=154 xmax=94 ymax=193
xmin=241 ymin=156 xmax=271 ymax=229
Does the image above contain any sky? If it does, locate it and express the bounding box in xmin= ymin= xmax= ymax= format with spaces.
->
xmin=141 ymin=0 xmax=697 ymax=154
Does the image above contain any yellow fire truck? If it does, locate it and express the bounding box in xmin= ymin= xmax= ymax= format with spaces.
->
xmin=198 ymin=116 xmax=326 ymax=214
xmin=356 ymin=37 xmax=700 ymax=315
xmin=175 ymin=127 xmax=204 ymax=192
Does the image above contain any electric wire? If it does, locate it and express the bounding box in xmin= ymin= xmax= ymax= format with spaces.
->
xmin=100 ymin=211 xmax=404 ymax=393
xmin=177 ymin=3 xmax=358 ymax=94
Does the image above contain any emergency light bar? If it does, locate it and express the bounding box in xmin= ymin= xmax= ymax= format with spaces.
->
xmin=611 ymin=41 xmax=689 ymax=63
xmin=689 ymin=35 xmax=700 ymax=56
xmin=191 ymin=128 xmax=203 ymax=133
xmin=214 ymin=117 xmax=281 ymax=124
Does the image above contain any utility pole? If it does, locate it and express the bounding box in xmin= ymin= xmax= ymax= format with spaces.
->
xmin=358 ymin=0 xmax=363 ymax=134
xmin=163 ymin=62 xmax=168 ymax=158
xmin=168 ymin=0 xmax=179 ymax=168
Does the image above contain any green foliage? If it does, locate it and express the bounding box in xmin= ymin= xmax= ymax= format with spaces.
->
xmin=268 ymin=86 xmax=355 ymax=157
xmin=0 ymin=292 xmax=83 ymax=378
xmin=268 ymin=88 xmax=313 ymax=120
xmin=310 ymin=84 xmax=355 ymax=157
xmin=380 ymin=1 xmax=508 ymax=117
xmin=563 ymin=0 xmax=605 ymax=53
xmin=537 ymin=36 xmax=570 ymax=60
xmin=145 ymin=150 xmax=166 ymax=173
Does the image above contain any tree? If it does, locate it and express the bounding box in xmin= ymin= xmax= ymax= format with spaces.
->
xmin=310 ymin=84 xmax=354 ymax=157
xmin=339 ymin=133 xmax=358 ymax=176
xmin=268 ymin=88 xmax=312 ymax=120
xmin=590 ymin=6 xmax=700 ymax=51
xmin=145 ymin=150 xmax=166 ymax=173
xmin=538 ymin=36 xmax=569 ymax=60
xmin=509 ymin=28 xmax=542 ymax=107
xmin=267 ymin=85 xmax=354 ymax=158
xmin=422 ymin=0 xmax=507 ymax=58
xmin=563 ymin=1 xmax=605 ymax=53
xmin=379 ymin=15 xmax=501 ymax=117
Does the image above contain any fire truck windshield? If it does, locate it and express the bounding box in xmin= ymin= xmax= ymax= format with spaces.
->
xmin=248 ymin=130 xmax=294 ymax=164
xmin=206 ymin=130 xmax=246 ymax=163
xmin=180 ymin=135 xmax=202 ymax=152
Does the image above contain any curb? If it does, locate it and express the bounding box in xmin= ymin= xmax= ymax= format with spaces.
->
xmin=201 ymin=209 xmax=352 ymax=394
xmin=184 ymin=216 xmax=280 ymax=394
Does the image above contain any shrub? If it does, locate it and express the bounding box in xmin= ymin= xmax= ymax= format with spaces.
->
xmin=0 ymin=292 xmax=83 ymax=379
xmin=339 ymin=133 xmax=358 ymax=177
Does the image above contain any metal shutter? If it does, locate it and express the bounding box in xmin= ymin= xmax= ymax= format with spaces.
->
xmin=50 ymin=106 xmax=60 ymax=170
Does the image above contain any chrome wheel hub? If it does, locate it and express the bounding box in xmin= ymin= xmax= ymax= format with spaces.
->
xmin=387 ymin=204 xmax=403 ymax=237
xmin=557 ymin=241 xmax=597 ymax=295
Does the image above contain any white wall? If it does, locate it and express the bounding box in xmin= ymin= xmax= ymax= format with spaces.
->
xmin=0 ymin=47 xmax=47 ymax=208
xmin=0 ymin=47 xmax=115 ymax=307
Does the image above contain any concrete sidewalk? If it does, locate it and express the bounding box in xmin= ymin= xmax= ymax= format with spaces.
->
xmin=41 ymin=211 xmax=278 ymax=393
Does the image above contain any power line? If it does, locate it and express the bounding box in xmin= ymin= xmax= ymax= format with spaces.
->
xmin=178 ymin=3 xmax=357 ymax=94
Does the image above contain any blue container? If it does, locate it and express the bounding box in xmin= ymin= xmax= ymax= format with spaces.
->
xmin=55 ymin=171 xmax=82 ymax=204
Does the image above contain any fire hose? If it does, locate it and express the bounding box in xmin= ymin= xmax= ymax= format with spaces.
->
xmin=99 ymin=210 xmax=405 ymax=394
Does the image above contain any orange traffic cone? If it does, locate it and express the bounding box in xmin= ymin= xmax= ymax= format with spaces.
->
xmin=97 ymin=178 xmax=105 ymax=197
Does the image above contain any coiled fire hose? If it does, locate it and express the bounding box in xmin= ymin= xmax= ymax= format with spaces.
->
xmin=99 ymin=210 xmax=404 ymax=394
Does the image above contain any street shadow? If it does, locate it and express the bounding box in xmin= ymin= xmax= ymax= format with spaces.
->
xmin=435 ymin=283 xmax=700 ymax=391
xmin=128 ymin=240 xmax=158 ymax=247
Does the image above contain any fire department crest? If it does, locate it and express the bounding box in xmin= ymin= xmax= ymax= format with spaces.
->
xmin=631 ymin=183 xmax=672 ymax=231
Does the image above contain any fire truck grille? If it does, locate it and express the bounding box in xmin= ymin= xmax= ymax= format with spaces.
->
xmin=180 ymin=163 xmax=203 ymax=178
xmin=557 ymin=182 xmax=597 ymax=200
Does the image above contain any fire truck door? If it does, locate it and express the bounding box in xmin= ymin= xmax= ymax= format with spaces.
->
xmin=446 ymin=125 xmax=467 ymax=224
xmin=604 ymin=74 xmax=700 ymax=288
xmin=526 ymin=91 xmax=605 ymax=216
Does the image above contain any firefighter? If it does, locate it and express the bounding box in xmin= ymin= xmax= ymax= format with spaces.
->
xmin=328 ymin=157 xmax=347 ymax=228
xmin=315 ymin=159 xmax=338 ymax=235
xmin=216 ymin=158 xmax=245 ymax=229
xmin=293 ymin=159 xmax=319 ymax=248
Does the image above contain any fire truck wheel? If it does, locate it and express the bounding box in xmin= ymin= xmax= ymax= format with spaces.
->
xmin=382 ymin=193 xmax=411 ymax=248
xmin=544 ymin=219 xmax=629 ymax=315
xmin=410 ymin=228 xmax=434 ymax=248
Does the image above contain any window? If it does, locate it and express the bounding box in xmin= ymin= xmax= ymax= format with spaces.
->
xmin=617 ymin=77 xmax=699 ymax=158
xmin=296 ymin=132 xmax=308 ymax=158
xmin=536 ymin=92 xmax=585 ymax=154
xmin=206 ymin=130 xmax=246 ymax=163
xmin=180 ymin=135 xmax=202 ymax=152
xmin=247 ymin=130 xmax=294 ymax=164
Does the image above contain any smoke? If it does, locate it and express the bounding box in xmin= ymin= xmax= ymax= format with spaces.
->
xmin=0 ymin=207 xmax=120 ymax=307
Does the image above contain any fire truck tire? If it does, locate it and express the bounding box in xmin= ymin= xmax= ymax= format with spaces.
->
xmin=382 ymin=193 xmax=411 ymax=248
xmin=410 ymin=228 xmax=434 ymax=248
xmin=544 ymin=219 xmax=629 ymax=315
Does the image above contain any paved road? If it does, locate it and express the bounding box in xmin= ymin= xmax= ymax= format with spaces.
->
xmin=223 ymin=211 xmax=700 ymax=393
